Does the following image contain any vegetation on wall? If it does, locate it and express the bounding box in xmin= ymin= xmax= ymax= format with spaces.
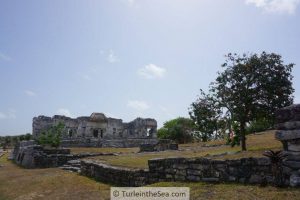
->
xmin=36 ymin=122 xmax=65 ymax=148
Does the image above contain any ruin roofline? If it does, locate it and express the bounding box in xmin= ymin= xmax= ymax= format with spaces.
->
xmin=33 ymin=113 xmax=157 ymax=124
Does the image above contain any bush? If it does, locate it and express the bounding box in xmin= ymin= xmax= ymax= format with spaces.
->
xmin=157 ymin=117 xmax=195 ymax=144
xmin=36 ymin=122 xmax=65 ymax=148
xmin=246 ymin=118 xmax=272 ymax=134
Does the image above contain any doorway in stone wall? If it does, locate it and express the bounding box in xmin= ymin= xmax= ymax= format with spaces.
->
xmin=93 ymin=129 xmax=99 ymax=138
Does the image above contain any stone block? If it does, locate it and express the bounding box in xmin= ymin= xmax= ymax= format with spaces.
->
xmin=201 ymin=177 xmax=219 ymax=183
xmin=290 ymin=174 xmax=300 ymax=187
xmin=288 ymin=141 xmax=300 ymax=151
xmin=176 ymin=169 xmax=187 ymax=176
xmin=283 ymin=160 xmax=300 ymax=169
xmin=187 ymin=175 xmax=201 ymax=182
xmin=187 ymin=169 xmax=201 ymax=176
xmin=283 ymin=151 xmax=300 ymax=161
xmin=174 ymin=175 xmax=186 ymax=181
xmin=228 ymin=176 xmax=236 ymax=182
xmin=275 ymin=121 xmax=300 ymax=130
xmin=173 ymin=164 xmax=188 ymax=170
xmin=249 ymin=174 xmax=262 ymax=184
xmin=275 ymin=104 xmax=300 ymax=123
xmin=256 ymin=158 xmax=271 ymax=166
xmin=283 ymin=166 xmax=293 ymax=175
xmin=275 ymin=130 xmax=300 ymax=141
xmin=166 ymin=174 xmax=173 ymax=179
xmin=165 ymin=168 xmax=176 ymax=174
xmin=226 ymin=159 xmax=241 ymax=166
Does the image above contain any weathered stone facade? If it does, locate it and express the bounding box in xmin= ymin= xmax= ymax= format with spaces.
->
xmin=275 ymin=104 xmax=300 ymax=187
xmin=11 ymin=140 xmax=115 ymax=168
xmin=33 ymin=113 xmax=158 ymax=147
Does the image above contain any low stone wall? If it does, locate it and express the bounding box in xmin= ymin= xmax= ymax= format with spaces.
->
xmin=148 ymin=157 xmax=273 ymax=184
xmin=81 ymin=160 xmax=149 ymax=186
xmin=80 ymin=156 xmax=275 ymax=186
xmin=139 ymin=139 xmax=178 ymax=152
xmin=61 ymin=138 xmax=159 ymax=148
xmin=11 ymin=141 xmax=116 ymax=168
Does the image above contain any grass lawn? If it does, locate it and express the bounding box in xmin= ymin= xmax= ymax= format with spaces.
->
xmin=83 ymin=130 xmax=282 ymax=169
xmin=0 ymin=153 xmax=111 ymax=200
xmin=1 ymin=131 xmax=300 ymax=200
xmin=150 ymin=182 xmax=300 ymax=200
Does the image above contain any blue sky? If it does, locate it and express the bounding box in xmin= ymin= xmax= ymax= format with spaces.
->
xmin=0 ymin=0 xmax=300 ymax=135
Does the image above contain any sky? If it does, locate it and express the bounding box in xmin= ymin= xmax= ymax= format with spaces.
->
xmin=0 ymin=0 xmax=300 ymax=135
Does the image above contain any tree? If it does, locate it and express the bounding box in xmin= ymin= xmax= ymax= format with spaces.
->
xmin=157 ymin=117 xmax=195 ymax=143
xmin=189 ymin=89 xmax=223 ymax=141
xmin=36 ymin=122 xmax=65 ymax=148
xmin=212 ymin=52 xmax=294 ymax=150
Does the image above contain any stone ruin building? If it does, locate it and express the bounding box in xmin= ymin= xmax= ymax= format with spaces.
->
xmin=32 ymin=113 xmax=158 ymax=147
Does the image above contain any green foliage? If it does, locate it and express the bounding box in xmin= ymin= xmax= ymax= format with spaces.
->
xmin=157 ymin=117 xmax=195 ymax=143
xmin=246 ymin=118 xmax=272 ymax=134
xmin=189 ymin=89 xmax=225 ymax=141
xmin=0 ymin=133 xmax=32 ymax=149
xmin=210 ymin=52 xmax=294 ymax=150
xmin=36 ymin=122 xmax=65 ymax=148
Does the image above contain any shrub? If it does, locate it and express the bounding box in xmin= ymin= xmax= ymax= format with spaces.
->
xmin=36 ymin=122 xmax=65 ymax=148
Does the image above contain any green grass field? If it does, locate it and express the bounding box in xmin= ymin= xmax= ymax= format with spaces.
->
xmin=0 ymin=153 xmax=110 ymax=200
xmin=1 ymin=130 xmax=299 ymax=200
xmin=81 ymin=130 xmax=282 ymax=169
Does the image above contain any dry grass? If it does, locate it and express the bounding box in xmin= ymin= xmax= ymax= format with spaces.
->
xmin=0 ymin=131 xmax=298 ymax=200
xmin=150 ymin=182 xmax=300 ymax=200
xmin=0 ymin=153 xmax=111 ymax=200
xmin=85 ymin=130 xmax=282 ymax=169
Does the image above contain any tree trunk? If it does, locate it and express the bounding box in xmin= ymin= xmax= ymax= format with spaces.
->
xmin=240 ymin=121 xmax=247 ymax=151
xmin=227 ymin=117 xmax=232 ymax=139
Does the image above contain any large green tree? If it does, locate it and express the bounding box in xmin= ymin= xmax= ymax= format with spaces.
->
xmin=212 ymin=52 xmax=294 ymax=150
xmin=189 ymin=89 xmax=223 ymax=141
xmin=157 ymin=117 xmax=196 ymax=143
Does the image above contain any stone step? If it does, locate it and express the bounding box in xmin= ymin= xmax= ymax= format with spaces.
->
xmin=67 ymin=159 xmax=81 ymax=165
xmin=60 ymin=166 xmax=81 ymax=173
xmin=64 ymin=163 xmax=81 ymax=167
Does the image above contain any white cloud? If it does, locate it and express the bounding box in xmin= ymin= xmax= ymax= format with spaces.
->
xmin=0 ymin=109 xmax=16 ymax=120
xmin=24 ymin=90 xmax=37 ymax=97
xmin=137 ymin=64 xmax=166 ymax=79
xmin=246 ymin=0 xmax=300 ymax=14
xmin=127 ymin=100 xmax=150 ymax=111
xmin=56 ymin=108 xmax=72 ymax=117
xmin=0 ymin=52 xmax=11 ymax=61
xmin=107 ymin=50 xmax=119 ymax=63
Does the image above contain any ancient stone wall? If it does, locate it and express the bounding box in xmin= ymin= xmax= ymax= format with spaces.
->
xmin=81 ymin=160 xmax=149 ymax=187
xmin=139 ymin=139 xmax=179 ymax=152
xmin=33 ymin=113 xmax=158 ymax=147
xmin=80 ymin=157 xmax=275 ymax=187
xmin=11 ymin=141 xmax=115 ymax=168
xmin=275 ymin=104 xmax=300 ymax=187
xmin=61 ymin=138 xmax=159 ymax=148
